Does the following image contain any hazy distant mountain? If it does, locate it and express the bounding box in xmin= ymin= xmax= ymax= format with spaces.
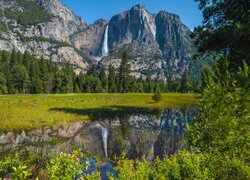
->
xmin=0 ymin=0 xmax=199 ymax=80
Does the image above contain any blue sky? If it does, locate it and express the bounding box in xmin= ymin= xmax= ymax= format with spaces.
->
xmin=61 ymin=0 xmax=203 ymax=29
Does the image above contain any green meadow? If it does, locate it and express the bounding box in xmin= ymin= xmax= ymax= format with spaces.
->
xmin=0 ymin=93 xmax=197 ymax=132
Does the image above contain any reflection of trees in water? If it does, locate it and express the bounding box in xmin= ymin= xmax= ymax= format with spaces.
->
xmin=50 ymin=105 xmax=197 ymax=159
xmin=154 ymin=107 xmax=189 ymax=158
xmin=120 ymin=115 xmax=129 ymax=138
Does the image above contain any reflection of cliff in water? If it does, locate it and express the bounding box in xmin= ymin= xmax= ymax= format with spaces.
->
xmin=0 ymin=106 xmax=198 ymax=159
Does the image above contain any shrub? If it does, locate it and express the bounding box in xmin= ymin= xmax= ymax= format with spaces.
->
xmin=47 ymin=150 xmax=85 ymax=180
xmin=152 ymin=88 xmax=162 ymax=103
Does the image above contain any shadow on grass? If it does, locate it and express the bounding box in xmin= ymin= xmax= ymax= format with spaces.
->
xmin=50 ymin=106 xmax=163 ymax=121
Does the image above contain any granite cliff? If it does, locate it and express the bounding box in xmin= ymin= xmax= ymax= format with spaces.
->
xmin=0 ymin=0 xmax=199 ymax=80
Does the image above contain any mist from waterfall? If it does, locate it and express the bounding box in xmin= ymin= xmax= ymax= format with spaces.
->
xmin=101 ymin=25 xmax=109 ymax=57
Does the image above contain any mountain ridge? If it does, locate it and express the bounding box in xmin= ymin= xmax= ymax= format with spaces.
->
xmin=0 ymin=0 xmax=199 ymax=81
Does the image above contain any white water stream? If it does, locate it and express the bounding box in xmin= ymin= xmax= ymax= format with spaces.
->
xmin=101 ymin=25 xmax=109 ymax=57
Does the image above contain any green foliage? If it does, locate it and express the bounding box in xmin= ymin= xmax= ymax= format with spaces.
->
xmin=46 ymin=150 xmax=101 ymax=180
xmin=114 ymin=150 xmax=210 ymax=180
xmin=11 ymin=64 xmax=30 ymax=93
xmin=118 ymin=51 xmax=131 ymax=93
xmin=0 ymin=154 xmax=31 ymax=179
xmin=188 ymin=55 xmax=250 ymax=178
xmin=180 ymin=68 xmax=189 ymax=93
xmin=152 ymin=88 xmax=162 ymax=103
xmin=99 ymin=66 xmax=108 ymax=92
xmin=4 ymin=0 xmax=54 ymax=27
xmin=47 ymin=150 xmax=85 ymax=180
xmin=12 ymin=165 xmax=31 ymax=180
xmin=0 ymin=49 xmax=76 ymax=94
xmin=108 ymin=64 xmax=117 ymax=93
xmin=115 ymin=153 xmax=152 ymax=180
xmin=0 ymin=20 xmax=7 ymax=31
xmin=192 ymin=0 xmax=250 ymax=68
xmin=0 ymin=49 xmax=195 ymax=94
xmin=0 ymin=74 xmax=8 ymax=94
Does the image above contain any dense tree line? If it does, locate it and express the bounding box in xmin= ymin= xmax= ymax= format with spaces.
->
xmin=0 ymin=50 xmax=194 ymax=94
xmin=0 ymin=49 xmax=75 ymax=94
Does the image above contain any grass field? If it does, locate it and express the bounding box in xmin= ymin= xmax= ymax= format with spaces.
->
xmin=0 ymin=93 xmax=198 ymax=132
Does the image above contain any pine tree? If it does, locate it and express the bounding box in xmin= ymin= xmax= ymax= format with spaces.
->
xmin=145 ymin=75 xmax=154 ymax=93
xmin=180 ymin=68 xmax=189 ymax=93
xmin=108 ymin=64 xmax=116 ymax=93
xmin=32 ymin=76 xmax=43 ymax=94
xmin=52 ymin=72 xmax=61 ymax=94
xmin=16 ymin=51 xmax=23 ymax=64
xmin=11 ymin=64 xmax=30 ymax=94
xmin=1 ymin=51 xmax=8 ymax=64
xmin=99 ymin=66 xmax=108 ymax=92
xmin=118 ymin=51 xmax=130 ymax=93
xmin=10 ymin=49 xmax=17 ymax=66
xmin=74 ymin=82 xmax=80 ymax=93
xmin=77 ymin=72 xmax=85 ymax=92
xmin=167 ymin=71 xmax=174 ymax=92
xmin=152 ymin=87 xmax=162 ymax=103
xmin=39 ymin=56 xmax=49 ymax=93
xmin=87 ymin=66 xmax=98 ymax=77
xmin=0 ymin=75 xmax=8 ymax=94
xmin=192 ymin=0 xmax=249 ymax=69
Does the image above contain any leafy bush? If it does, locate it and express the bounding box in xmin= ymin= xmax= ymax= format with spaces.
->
xmin=113 ymin=151 xmax=210 ymax=180
xmin=0 ymin=154 xmax=30 ymax=179
xmin=12 ymin=165 xmax=31 ymax=180
xmin=115 ymin=153 xmax=152 ymax=180
xmin=188 ymin=56 xmax=250 ymax=179
xmin=47 ymin=150 xmax=85 ymax=180
xmin=47 ymin=150 xmax=102 ymax=179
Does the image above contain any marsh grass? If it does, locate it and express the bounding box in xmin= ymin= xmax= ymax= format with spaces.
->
xmin=0 ymin=93 xmax=197 ymax=132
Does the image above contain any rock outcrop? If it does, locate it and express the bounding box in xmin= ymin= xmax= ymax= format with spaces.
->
xmin=0 ymin=1 xmax=199 ymax=80
xmin=0 ymin=0 xmax=88 ymax=73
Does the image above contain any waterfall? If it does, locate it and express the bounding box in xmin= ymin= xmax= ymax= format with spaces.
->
xmin=91 ymin=123 xmax=108 ymax=157
xmin=101 ymin=25 xmax=109 ymax=57
xmin=101 ymin=127 xmax=108 ymax=157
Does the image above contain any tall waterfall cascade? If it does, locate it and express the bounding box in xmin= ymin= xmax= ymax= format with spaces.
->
xmin=91 ymin=123 xmax=109 ymax=157
xmin=101 ymin=127 xmax=108 ymax=157
xmin=101 ymin=25 xmax=109 ymax=57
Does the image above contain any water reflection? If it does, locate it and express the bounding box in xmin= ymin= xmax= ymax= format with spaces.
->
xmin=0 ymin=106 xmax=198 ymax=160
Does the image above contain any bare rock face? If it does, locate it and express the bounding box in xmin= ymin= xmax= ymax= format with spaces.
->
xmin=0 ymin=0 xmax=88 ymax=72
xmin=56 ymin=47 xmax=89 ymax=74
xmin=71 ymin=19 xmax=108 ymax=57
xmin=36 ymin=0 xmax=87 ymax=34
xmin=0 ymin=1 xmax=199 ymax=80
xmin=108 ymin=5 xmax=156 ymax=49
xmin=100 ymin=4 xmax=198 ymax=81
xmin=155 ymin=11 xmax=195 ymax=78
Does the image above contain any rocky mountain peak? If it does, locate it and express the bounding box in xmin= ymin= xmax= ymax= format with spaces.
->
xmin=157 ymin=10 xmax=180 ymax=22
xmin=36 ymin=0 xmax=87 ymax=28
xmin=130 ymin=4 xmax=147 ymax=11
xmin=0 ymin=2 xmax=199 ymax=81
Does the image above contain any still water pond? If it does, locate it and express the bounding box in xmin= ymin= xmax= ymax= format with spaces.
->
xmin=0 ymin=106 xmax=198 ymax=160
